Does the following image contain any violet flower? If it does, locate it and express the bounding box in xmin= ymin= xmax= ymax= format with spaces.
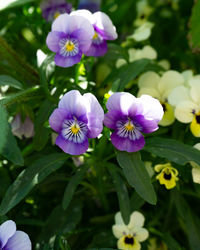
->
xmin=40 ymin=0 xmax=72 ymax=22
xmin=11 ymin=114 xmax=34 ymax=139
xmin=104 ymin=93 xmax=163 ymax=152
xmin=46 ymin=13 xmax=94 ymax=67
xmin=0 ymin=220 xmax=31 ymax=250
xmin=71 ymin=10 xmax=118 ymax=57
xmin=49 ymin=90 xmax=104 ymax=155
xmin=78 ymin=0 xmax=101 ymax=13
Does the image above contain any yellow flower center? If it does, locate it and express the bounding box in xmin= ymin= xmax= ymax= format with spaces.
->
xmin=93 ymin=32 xmax=98 ymax=40
xmin=71 ymin=125 xmax=80 ymax=134
xmin=190 ymin=112 xmax=200 ymax=137
xmin=54 ymin=11 xmax=60 ymax=19
xmin=65 ymin=41 xmax=75 ymax=52
xmin=125 ymin=120 xmax=134 ymax=131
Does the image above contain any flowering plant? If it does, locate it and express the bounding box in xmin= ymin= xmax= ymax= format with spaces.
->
xmin=1 ymin=0 xmax=200 ymax=249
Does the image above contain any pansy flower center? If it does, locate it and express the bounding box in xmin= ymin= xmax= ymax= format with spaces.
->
xmin=93 ymin=32 xmax=99 ymax=40
xmin=65 ymin=41 xmax=75 ymax=52
xmin=62 ymin=118 xmax=88 ymax=143
xmin=125 ymin=120 xmax=134 ymax=131
xmin=92 ymin=31 xmax=104 ymax=45
xmin=124 ymin=235 xmax=134 ymax=245
xmin=54 ymin=11 xmax=60 ymax=19
xmin=59 ymin=38 xmax=79 ymax=57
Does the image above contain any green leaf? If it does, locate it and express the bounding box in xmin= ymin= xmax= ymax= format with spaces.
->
xmin=0 ymin=75 xmax=23 ymax=89
xmin=0 ymin=104 xmax=9 ymax=152
xmin=1 ymin=129 xmax=24 ymax=166
xmin=62 ymin=165 xmax=90 ymax=210
xmin=0 ymin=153 xmax=68 ymax=215
xmin=173 ymin=191 xmax=200 ymax=250
xmin=144 ymin=137 xmax=200 ymax=165
xmin=103 ymin=59 xmax=150 ymax=91
xmin=87 ymin=231 xmax=117 ymax=249
xmin=116 ymin=151 xmax=157 ymax=205
xmin=0 ymin=0 xmax=34 ymax=11
xmin=190 ymin=0 xmax=200 ymax=49
xmin=108 ymin=164 xmax=130 ymax=225
xmin=33 ymin=100 xmax=55 ymax=151
xmin=162 ymin=233 xmax=182 ymax=250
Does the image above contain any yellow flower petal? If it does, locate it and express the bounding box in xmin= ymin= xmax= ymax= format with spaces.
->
xmin=154 ymin=163 xmax=171 ymax=172
xmin=190 ymin=114 xmax=200 ymax=137
xmin=159 ymin=102 xmax=175 ymax=126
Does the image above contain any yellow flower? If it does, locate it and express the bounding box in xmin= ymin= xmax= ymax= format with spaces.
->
xmin=112 ymin=211 xmax=149 ymax=250
xmin=154 ymin=163 xmax=179 ymax=189
xmin=168 ymin=78 xmax=200 ymax=137
xmin=138 ymin=70 xmax=184 ymax=126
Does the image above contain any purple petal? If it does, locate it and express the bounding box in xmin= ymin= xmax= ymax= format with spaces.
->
xmin=58 ymin=90 xmax=87 ymax=121
xmin=4 ymin=231 xmax=31 ymax=250
xmin=93 ymin=12 xmax=118 ymax=40
xmin=46 ymin=31 xmax=65 ymax=53
xmin=87 ymin=115 xmax=103 ymax=138
xmin=106 ymin=92 xmax=138 ymax=116
xmin=0 ymin=220 xmax=16 ymax=248
xmin=134 ymin=115 xmax=158 ymax=133
xmin=52 ymin=13 xmax=70 ymax=32
xmin=23 ymin=117 xmax=34 ymax=138
xmin=56 ymin=135 xmax=89 ymax=155
xmin=49 ymin=108 xmax=69 ymax=133
xmin=54 ymin=52 xmax=82 ymax=68
xmin=138 ymin=95 xmax=164 ymax=123
xmin=110 ymin=131 xmax=145 ymax=152
xmin=83 ymin=93 xmax=104 ymax=121
xmin=104 ymin=110 xmax=124 ymax=130
xmin=85 ymin=39 xmax=107 ymax=57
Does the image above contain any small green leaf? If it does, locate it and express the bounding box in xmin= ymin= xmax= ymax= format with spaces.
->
xmin=116 ymin=151 xmax=157 ymax=205
xmin=0 ymin=104 xmax=9 ymax=152
xmin=108 ymin=164 xmax=130 ymax=225
xmin=1 ymin=129 xmax=24 ymax=166
xmin=144 ymin=137 xmax=200 ymax=165
xmin=0 ymin=75 xmax=23 ymax=89
xmin=0 ymin=153 xmax=67 ymax=215
xmin=190 ymin=0 xmax=200 ymax=49
xmin=33 ymin=99 xmax=55 ymax=151
xmin=62 ymin=165 xmax=89 ymax=210
xmin=103 ymin=59 xmax=150 ymax=91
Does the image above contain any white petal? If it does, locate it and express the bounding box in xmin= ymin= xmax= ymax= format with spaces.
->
xmin=0 ymin=220 xmax=16 ymax=248
xmin=174 ymin=101 xmax=198 ymax=123
xmin=130 ymin=22 xmax=154 ymax=41
xmin=158 ymin=60 xmax=170 ymax=70
xmin=194 ymin=143 xmax=200 ymax=151
xmin=138 ymin=95 xmax=164 ymax=122
xmin=192 ymin=167 xmax=200 ymax=184
xmin=116 ymin=58 xmax=127 ymax=68
xmin=112 ymin=225 xmax=129 ymax=239
xmin=140 ymin=45 xmax=157 ymax=60
xmin=128 ymin=211 xmax=145 ymax=228
xmin=93 ymin=11 xmax=118 ymax=40
xmin=138 ymin=71 xmax=160 ymax=90
xmin=168 ymin=86 xmax=191 ymax=107
xmin=114 ymin=212 xmax=124 ymax=225
xmin=137 ymin=87 xmax=161 ymax=99
xmin=189 ymin=79 xmax=200 ymax=104
xmin=4 ymin=231 xmax=31 ymax=250
xmin=158 ymin=70 xmax=184 ymax=98
xmin=182 ymin=70 xmax=193 ymax=85
xmin=70 ymin=9 xmax=94 ymax=24
xmin=83 ymin=93 xmax=104 ymax=121
xmin=52 ymin=13 xmax=70 ymax=32
xmin=134 ymin=227 xmax=149 ymax=242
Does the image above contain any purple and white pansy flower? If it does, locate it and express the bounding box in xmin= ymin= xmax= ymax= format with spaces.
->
xmin=46 ymin=13 xmax=94 ymax=67
xmin=40 ymin=0 xmax=72 ymax=22
xmin=0 ymin=220 xmax=31 ymax=250
xmin=71 ymin=10 xmax=118 ymax=57
xmin=49 ymin=90 xmax=104 ymax=155
xmin=104 ymin=93 xmax=164 ymax=152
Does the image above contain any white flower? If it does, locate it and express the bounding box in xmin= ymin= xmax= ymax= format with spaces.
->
xmin=129 ymin=21 xmax=154 ymax=42
xmin=134 ymin=0 xmax=153 ymax=26
xmin=112 ymin=211 xmax=149 ymax=250
xmin=168 ymin=78 xmax=200 ymax=137
xmin=116 ymin=45 xmax=157 ymax=69
xmin=138 ymin=70 xmax=184 ymax=126
xmin=190 ymin=144 xmax=200 ymax=184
